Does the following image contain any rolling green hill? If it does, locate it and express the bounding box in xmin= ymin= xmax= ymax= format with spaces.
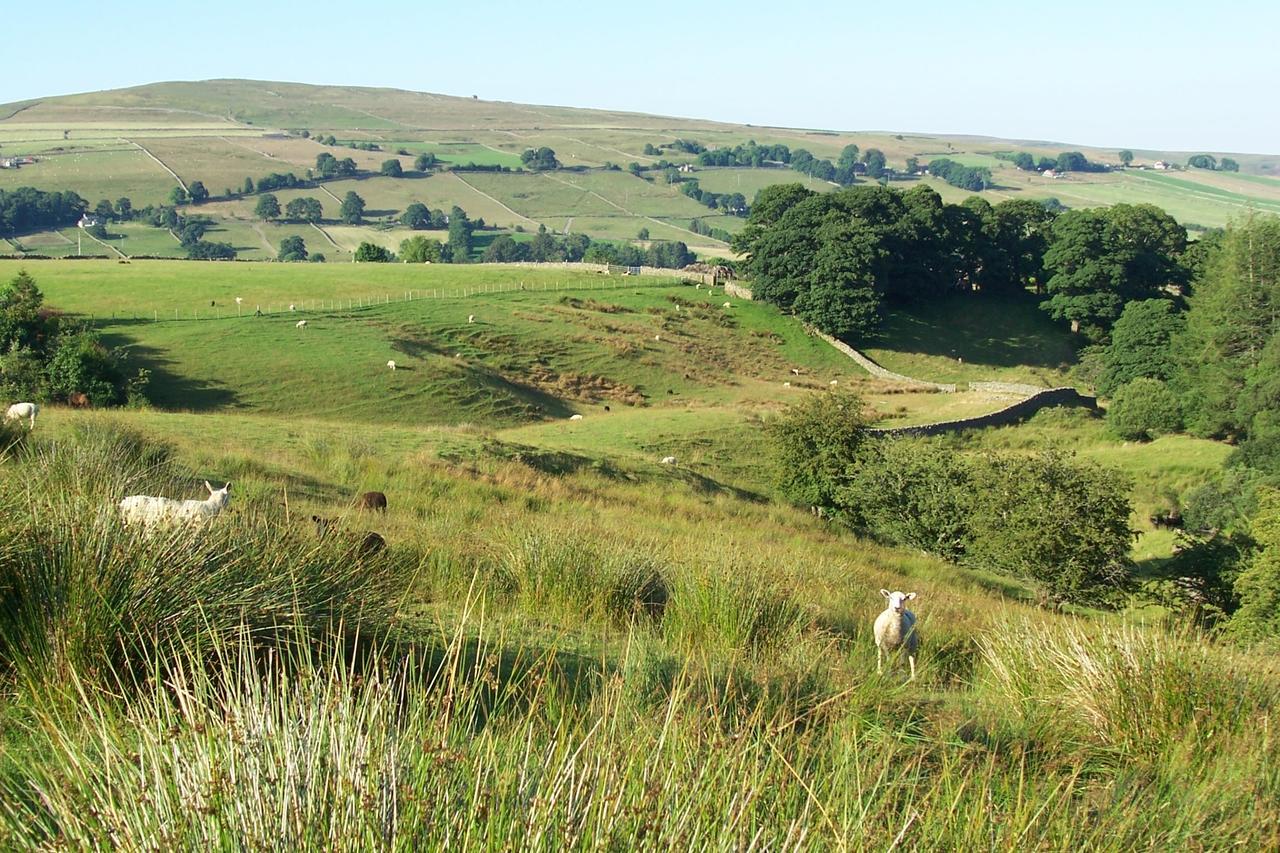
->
xmin=3 ymin=80 xmax=1278 ymax=263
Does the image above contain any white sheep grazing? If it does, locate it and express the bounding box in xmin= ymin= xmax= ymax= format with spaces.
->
xmin=569 ymin=414 xmax=583 ymax=421
xmin=654 ymin=334 xmax=662 ymax=341
xmin=5 ymin=402 xmax=38 ymax=429
xmin=289 ymin=303 xmax=296 ymax=311
xmin=830 ymin=379 xmax=839 ymax=387
xmin=119 ymin=481 xmax=232 ymax=530
xmin=723 ymin=302 xmax=732 ymax=308
xmin=468 ymin=314 xmax=475 ymax=324
xmin=387 ymin=360 xmax=397 ymax=371
xmin=660 ymin=456 xmax=676 ymax=464
xmin=791 ymin=368 xmax=801 ymax=376
xmin=296 ymin=320 xmax=308 ymax=329
xmin=874 ymin=589 xmax=919 ymax=680
xmin=783 ymin=381 xmax=791 ymax=388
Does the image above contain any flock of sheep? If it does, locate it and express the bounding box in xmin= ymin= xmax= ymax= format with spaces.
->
xmin=3 ymin=291 xmax=924 ymax=679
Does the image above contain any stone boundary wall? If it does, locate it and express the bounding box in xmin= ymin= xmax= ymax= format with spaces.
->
xmin=809 ymin=329 xmax=958 ymax=392
xmin=723 ymin=281 xmax=754 ymax=301
xmin=968 ymin=380 xmax=1046 ymax=396
xmin=867 ymin=388 xmax=1098 ymax=437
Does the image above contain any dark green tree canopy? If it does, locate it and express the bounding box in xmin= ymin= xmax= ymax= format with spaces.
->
xmin=254 ymin=193 xmax=281 ymax=221
xmin=339 ymin=191 xmax=366 ymax=225
xmin=278 ymin=235 xmax=308 ymax=262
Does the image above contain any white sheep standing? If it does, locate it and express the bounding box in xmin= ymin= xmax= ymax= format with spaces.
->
xmin=660 ymin=456 xmax=676 ymax=464
xmin=4 ymin=402 xmax=38 ymax=429
xmin=830 ymin=379 xmax=839 ymax=387
xmin=874 ymin=589 xmax=919 ymax=680
xmin=468 ymin=314 xmax=475 ymax=324
xmin=723 ymin=301 xmax=732 ymax=308
xmin=783 ymin=381 xmax=791 ymax=388
xmin=386 ymin=360 xmax=397 ymax=371
xmin=119 ymin=481 xmax=232 ymax=530
xmin=569 ymin=414 xmax=583 ymax=421
xmin=296 ymin=320 xmax=308 ymax=329
xmin=289 ymin=303 xmax=296 ymax=311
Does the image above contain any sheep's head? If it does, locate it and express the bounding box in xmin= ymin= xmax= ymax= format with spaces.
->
xmin=204 ymin=481 xmax=232 ymax=507
xmin=880 ymin=589 xmax=917 ymax=613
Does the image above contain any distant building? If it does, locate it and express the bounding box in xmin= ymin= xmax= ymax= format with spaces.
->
xmin=1153 ymin=160 xmax=1171 ymax=170
xmin=78 ymin=214 xmax=103 ymax=228
xmin=677 ymin=163 xmax=695 ymax=173
xmin=1041 ymin=169 xmax=1058 ymax=179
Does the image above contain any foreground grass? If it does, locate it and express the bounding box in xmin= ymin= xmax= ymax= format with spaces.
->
xmin=1 ymin=418 xmax=1276 ymax=847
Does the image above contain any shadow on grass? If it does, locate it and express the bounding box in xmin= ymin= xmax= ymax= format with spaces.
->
xmin=97 ymin=322 xmax=241 ymax=411
xmin=872 ymin=294 xmax=1078 ymax=370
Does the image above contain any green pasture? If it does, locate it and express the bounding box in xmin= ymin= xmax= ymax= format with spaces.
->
xmin=0 ymin=146 xmax=178 ymax=206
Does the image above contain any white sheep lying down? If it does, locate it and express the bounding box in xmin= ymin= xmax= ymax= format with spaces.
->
xmin=119 ymin=481 xmax=232 ymax=529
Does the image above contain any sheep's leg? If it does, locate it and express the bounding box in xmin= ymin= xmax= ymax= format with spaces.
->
xmin=876 ymin=645 xmax=883 ymax=675
xmin=908 ymin=654 xmax=916 ymax=682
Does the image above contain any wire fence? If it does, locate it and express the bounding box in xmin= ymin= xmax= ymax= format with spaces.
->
xmin=86 ymin=273 xmax=713 ymax=325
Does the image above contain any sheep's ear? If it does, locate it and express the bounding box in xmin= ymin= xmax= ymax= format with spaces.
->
xmin=311 ymin=515 xmax=320 ymax=522
xmin=880 ymin=589 xmax=890 ymax=599
xmin=905 ymin=592 xmax=917 ymax=601
xmin=204 ymin=480 xmax=213 ymax=493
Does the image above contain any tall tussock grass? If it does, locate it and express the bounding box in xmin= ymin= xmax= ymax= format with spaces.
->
xmin=3 ymin=420 xmax=1280 ymax=846
xmin=0 ymin=422 xmax=409 ymax=695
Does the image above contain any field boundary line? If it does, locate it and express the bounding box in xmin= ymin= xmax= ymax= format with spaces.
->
xmin=79 ymin=228 xmax=127 ymax=259
xmin=218 ymin=136 xmax=282 ymax=163
xmin=127 ymin=139 xmax=188 ymax=193
xmin=317 ymin=184 xmax=343 ymax=204
xmin=540 ymin=172 xmax=726 ymax=246
xmin=449 ymin=173 xmax=542 ymax=227
xmin=310 ymin=222 xmax=342 ymax=250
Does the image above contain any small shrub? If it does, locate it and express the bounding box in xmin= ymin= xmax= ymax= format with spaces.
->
xmin=1108 ymin=378 xmax=1183 ymax=440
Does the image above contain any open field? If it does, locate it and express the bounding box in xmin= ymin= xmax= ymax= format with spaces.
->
xmin=0 ymin=145 xmax=178 ymax=205
xmin=3 ymin=241 xmax=1273 ymax=845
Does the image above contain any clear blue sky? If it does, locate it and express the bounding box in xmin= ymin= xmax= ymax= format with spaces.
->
xmin=4 ymin=0 xmax=1276 ymax=154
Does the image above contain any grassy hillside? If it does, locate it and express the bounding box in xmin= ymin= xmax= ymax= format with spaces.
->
xmin=0 ymin=247 xmax=1270 ymax=845
xmin=3 ymin=80 xmax=1279 ymax=264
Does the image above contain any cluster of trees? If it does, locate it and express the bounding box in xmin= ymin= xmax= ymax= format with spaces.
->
xmin=315 ymin=153 xmax=359 ymax=180
xmin=926 ymin=158 xmax=992 ymax=191
xmin=1188 ymin=154 xmax=1240 ymax=172
xmin=1008 ymin=151 xmax=1108 ymax=173
xmin=734 ymin=183 xmax=1061 ymax=339
xmin=480 ymin=227 xmax=591 ymax=263
xmin=520 ymin=147 xmax=560 ymax=171
xmin=384 ymin=218 xmax=694 ymax=269
xmin=695 ymin=141 xmax=793 ymax=168
xmin=687 ymin=218 xmax=735 ymax=242
xmin=737 ymin=180 xmax=1193 ymax=342
xmin=677 ymin=181 xmax=748 ymax=215
xmin=770 ymin=390 xmax=1135 ymax=606
xmin=400 ymin=202 xmax=449 ymax=230
xmin=277 ymin=235 xmax=322 ymax=263
xmin=0 ymin=271 xmax=145 ymax=407
xmin=0 ymin=188 xmax=87 ymax=234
